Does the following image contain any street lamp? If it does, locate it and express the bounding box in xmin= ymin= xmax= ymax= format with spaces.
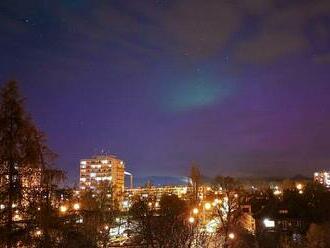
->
xmin=73 ymin=203 xmax=80 ymax=211
xmin=204 ymin=202 xmax=211 ymax=210
xmin=35 ymin=229 xmax=42 ymax=237
xmin=228 ymin=232 xmax=235 ymax=240
xmin=188 ymin=217 xmax=195 ymax=224
xmin=273 ymin=189 xmax=281 ymax=196
xmin=59 ymin=205 xmax=67 ymax=213
xmin=192 ymin=208 xmax=199 ymax=215
xmin=13 ymin=214 xmax=21 ymax=221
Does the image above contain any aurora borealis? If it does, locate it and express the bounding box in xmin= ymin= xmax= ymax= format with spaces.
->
xmin=0 ymin=0 xmax=330 ymax=182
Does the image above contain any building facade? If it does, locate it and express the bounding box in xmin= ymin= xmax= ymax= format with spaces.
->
xmin=79 ymin=155 xmax=125 ymax=203
xmin=314 ymin=171 xmax=330 ymax=188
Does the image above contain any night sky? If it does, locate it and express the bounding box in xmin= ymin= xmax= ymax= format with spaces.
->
xmin=1 ymin=0 xmax=330 ymax=183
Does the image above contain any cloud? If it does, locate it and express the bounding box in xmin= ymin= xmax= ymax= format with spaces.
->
xmin=235 ymin=31 xmax=307 ymax=64
xmin=1 ymin=0 xmax=329 ymax=66
xmin=162 ymin=0 xmax=241 ymax=58
xmin=234 ymin=0 xmax=330 ymax=64
xmin=313 ymin=53 xmax=330 ymax=64
xmin=51 ymin=0 xmax=244 ymax=59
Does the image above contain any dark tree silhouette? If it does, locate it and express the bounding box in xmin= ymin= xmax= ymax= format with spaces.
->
xmin=129 ymin=194 xmax=199 ymax=247
xmin=78 ymin=181 xmax=117 ymax=247
xmin=213 ymin=176 xmax=244 ymax=248
xmin=0 ymin=81 xmax=61 ymax=247
xmin=190 ymin=163 xmax=201 ymax=203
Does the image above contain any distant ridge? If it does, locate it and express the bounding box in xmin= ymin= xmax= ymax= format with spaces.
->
xmin=129 ymin=176 xmax=190 ymax=187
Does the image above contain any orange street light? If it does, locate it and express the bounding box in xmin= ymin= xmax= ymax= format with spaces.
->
xmin=73 ymin=203 xmax=80 ymax=211
xmin=35 ymin=230 xmax=42 ymax=237
xmin=59 ymin=205 xmax=67 ymax=213
xmin=204 ymin=202 xmax=211 ymax=210
xmin=188 ymin=217 xmax=195 ymax=224
xmin=192 ymin=208 xmax=199 ymax=215
xmin=228 ymin=233 xmax=235 ymax=240
xmin=296 ymin=184 xmax=303 ymax=190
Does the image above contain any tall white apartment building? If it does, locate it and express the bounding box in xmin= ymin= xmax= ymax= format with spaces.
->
xmin=80 ymin=155 xmax=125 ymax=203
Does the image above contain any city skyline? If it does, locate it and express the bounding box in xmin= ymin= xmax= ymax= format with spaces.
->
xmin=1 ymin=0 xmax=330 ymax=183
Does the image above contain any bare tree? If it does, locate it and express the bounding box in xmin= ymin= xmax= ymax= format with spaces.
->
xmin=190 ymin=163 xmax=201 ymax=203
xmin=78 ymin=181 xmax=117 ymax=247
xmin=213 ymin=176 xmax=243 ymax=248
xmin=306 ymin=222 xmax=330 ymax=248
xmin=129 ymin=194 xmax=200 ymax=247
xmin=0 ymin=81 xmax=58 ymax=247
xmin=0 ymin=81 xmax=69 ymax=248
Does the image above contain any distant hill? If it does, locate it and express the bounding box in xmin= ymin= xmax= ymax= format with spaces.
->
xmin=127 ymin=175 xmax=214 ymax=187
xmin=128 ymin=176 xmax=190 ymax=187
xmin=125 ymin=174 xmax=312 ymax=188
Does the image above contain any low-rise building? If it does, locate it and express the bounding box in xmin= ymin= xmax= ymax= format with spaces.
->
xmin=314 ymin=170 xmax=330 ymax=188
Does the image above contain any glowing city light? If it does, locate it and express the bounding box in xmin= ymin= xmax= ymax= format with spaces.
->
xmin=59 ymin=205 xmax=67 ymax=213
xmin=274 ymin=190 xmax=282 ymax=196
xmin=228 ymin=233 xmax=235 ymax=240
xmin=204 ymin=202 xmax=211 ymax=210
xmin=35 ymin=230 xmax=42 ymax=236
xmin=188 ymin=217 xmax=195 ymax=223
xmin=296 ymin=184 xmax=303 ymax=190
xmin=263 ymin=218 xmax=275 ymax=228
xmin=73 ymin=203 xmax=80 ymax=210
xmin=13 ymin=214 xmax=22 ymax=221
xmin=193 ymin=208 xmax=199 ymax=215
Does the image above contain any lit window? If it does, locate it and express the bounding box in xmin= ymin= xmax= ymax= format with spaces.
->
xmin=90 ymin=173 xmax=96 ymax=177
xmin=76 ymin=217 xmax=83 ymax=223
xmin=263 ymin=218 xmax=275 ymax=228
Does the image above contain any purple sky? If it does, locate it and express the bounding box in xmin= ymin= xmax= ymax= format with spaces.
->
xmin=1 ymin=0 xmax=330 ymax=182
